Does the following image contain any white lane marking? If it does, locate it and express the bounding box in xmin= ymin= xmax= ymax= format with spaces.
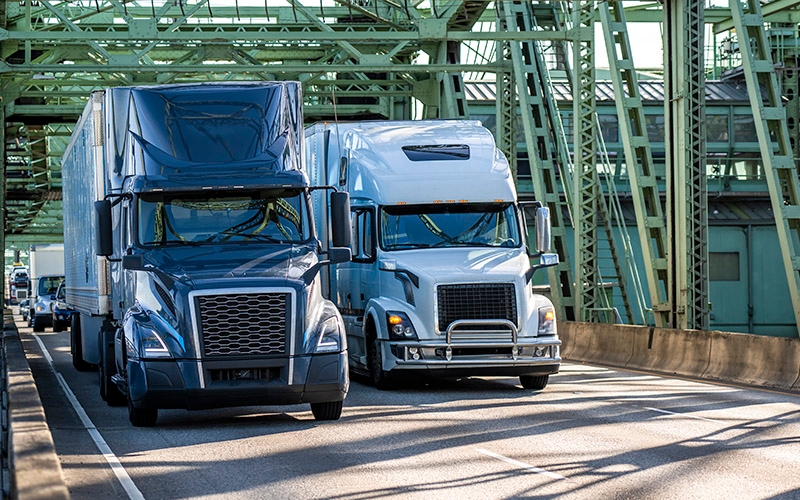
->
xmin=33 ymin=334 xmax=145 ymax=500
xmin=475 ymin=448 xmax=566 ymax=480
xmin=641 ymin=406 xmax=723 ymax=424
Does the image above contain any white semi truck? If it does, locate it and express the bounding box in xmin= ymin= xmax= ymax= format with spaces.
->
xmin=28 ymin=243 xmax=65 ymax=332
xmin=306 ymin=120 xmax=561 ymax=390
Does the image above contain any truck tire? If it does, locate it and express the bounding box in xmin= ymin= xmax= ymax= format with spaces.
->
xmin=367 ymin=335 xmax=392 ymax=390
xmin=310 ymin=401 xmax=343 ymax=421
xmin=98 ymin=329 xmax=127 ymax=406
xmin=70 ymin=315 xmax=94 ymax=372
xmin=128 ymin=398 xmax=158 ymax=427
xmin=32 ymin=315 xmax=45 ymax=333
xmin=519 ymin=374 xmax=549 ymax=390
xmin=53 ymin=320 xmax=64 ymax=332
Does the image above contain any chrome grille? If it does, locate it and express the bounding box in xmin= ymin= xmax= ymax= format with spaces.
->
xmin=198 ymin=293 xmax=288 ymax=357
xmin=437 ymin=283 xmax=517 ymax=332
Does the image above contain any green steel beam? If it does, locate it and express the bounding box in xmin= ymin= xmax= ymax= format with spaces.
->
xmin=501 ymin=0 xmax=576 ymax=321
xmin=712 ymin=0 xmax=800 ymax=34
xmin=573 ymin=1 xmax=602 ymax=322
xmin=599 ymin=0 xmax=671 ymax=327
xmin=665 ymin=0 xmax=708 ymax=330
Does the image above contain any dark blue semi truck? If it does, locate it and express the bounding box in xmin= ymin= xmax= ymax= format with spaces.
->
xmin=61 ymin=82 xmax=352 ymax=426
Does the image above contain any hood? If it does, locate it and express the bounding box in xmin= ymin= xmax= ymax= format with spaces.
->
xmin=387 ymin=247 xmax=530 ymax=283
xmin=142 ymin=243 xmax=318 ymax=287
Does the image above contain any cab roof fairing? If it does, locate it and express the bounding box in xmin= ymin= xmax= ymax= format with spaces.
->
xmin=110 ymin=81 xmax=305 ymax=183
xmin=342 ymin=120 xmax=517 ymax=205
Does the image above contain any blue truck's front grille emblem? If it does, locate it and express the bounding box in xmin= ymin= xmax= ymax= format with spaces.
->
xmin=198 ymin=293 xmax=288 ymax=356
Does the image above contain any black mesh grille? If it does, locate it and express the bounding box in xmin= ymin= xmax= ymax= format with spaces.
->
xmin=437 ymin=283 xmax=517 ymax=332
xmin=198 ymin=293 xmax=287 ymax=357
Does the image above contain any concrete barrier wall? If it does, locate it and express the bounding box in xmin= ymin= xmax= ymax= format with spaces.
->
xmin=3 ymin=313 xmax=70 ymax=500
xmin=558 ymin=321 xmax=800 ymax=392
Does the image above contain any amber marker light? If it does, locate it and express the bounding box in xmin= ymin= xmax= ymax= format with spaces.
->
xmin=544 ymin=309 xmax=555 ymax=322
xmin=388 ymin=314 xmax=403 ymax=325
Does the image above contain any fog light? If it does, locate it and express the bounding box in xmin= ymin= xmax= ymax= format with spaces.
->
xmin=534 ymin=346 xmax=547 ymax=357
xmin=408 ymin=347 xmax=420 ymax=360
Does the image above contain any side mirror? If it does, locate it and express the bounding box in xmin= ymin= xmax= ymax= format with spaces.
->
xmin=122 ymin=254 xmax=146 ymax=270
xmin=95 ymin=200 xmax=114 ymax=257
xmin=535 ymin=207 xmax=552 ymax=254
xmin=330 ymin=191 xmax=352 ymax=249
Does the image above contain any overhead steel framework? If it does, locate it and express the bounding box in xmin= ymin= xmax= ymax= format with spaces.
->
xmin=3 ymin=1 xmax=800 ymax=335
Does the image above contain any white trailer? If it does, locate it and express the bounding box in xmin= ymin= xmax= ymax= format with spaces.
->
xmin=306 ymin=120 xmax=561 ymax=390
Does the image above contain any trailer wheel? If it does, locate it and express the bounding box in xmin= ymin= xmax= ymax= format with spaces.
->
xmin=70 ymin=315 xmax=94 ymax=372
xmin=519 ymin=374 xmax=549 ymax=390
xmin=366 ymin=332 xmax=392 ymax=390
xmin=98 ymin=329 xmax=127 ymax=406
xmin=128 ymin=397 xmax=158 ymax=427
xmin=310 ymin=401 xmax=343 ymax=421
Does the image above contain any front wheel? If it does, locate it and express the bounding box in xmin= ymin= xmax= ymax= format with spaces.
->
xmin=128 ymin=397 xmax=158 ymax=427
xmin=31 ymin=315 xmax=45 ymax=333
xmin=310 ymin=401 xmax=343 ymax=421
xmin=98 ymin=329 xmax=127 ymax=406
xmin=367 ymin=336 xmax=392 ymax=390
xmin=519 ymin=374 xmax=549 ymax=391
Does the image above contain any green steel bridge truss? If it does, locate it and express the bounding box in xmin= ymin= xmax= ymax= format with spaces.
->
xmin=3 ymin=0 xmax=800 ymax=336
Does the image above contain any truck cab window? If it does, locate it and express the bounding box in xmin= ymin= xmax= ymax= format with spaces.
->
xmin=137 ymin=189 xmax=310 ymax=246
xmin=380 ymin=202 xmax=521 ymax=251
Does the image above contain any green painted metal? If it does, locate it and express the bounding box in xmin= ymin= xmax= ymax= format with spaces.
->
xmin=573 ymin=1 xmax=604 ymax=322
xmin=664 ymin=0 xmax=709 ymax=330
xmin=730 ymin=0 xmax=800 ymax=337
xmin=494 ymin=32 xmax=518 ymax=182
xmin=599 ymin=1 xmax=671 ymax=327
xmin=500 ymin=0 xmax=576 ymax=321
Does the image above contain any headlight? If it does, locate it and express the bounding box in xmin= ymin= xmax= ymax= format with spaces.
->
xmin=315 ymin=315 xmax=344 ymax=353
xmin=133 ymin=324 xmax=171 ymax=359
xmin=386 ymin=311 xmax=418 ymax=340
xmin=35 ymin=303 xmax=47 ymax=313
xmin=538 ymin=306 xmax=557 ymax=336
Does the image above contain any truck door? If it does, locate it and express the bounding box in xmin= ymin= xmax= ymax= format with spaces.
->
xmin=339 ymin=206 xmax=376 ymax=312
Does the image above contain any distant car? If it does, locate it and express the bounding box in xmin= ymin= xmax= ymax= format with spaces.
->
xmin=18 ymin=298 xmax=29 ymax=321
xmin=51 ymin=282 xmax=75 ymax=332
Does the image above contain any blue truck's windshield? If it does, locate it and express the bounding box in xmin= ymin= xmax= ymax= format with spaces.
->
xmin=380 ymin=203 xmax=521 ymax=250
xmin=137 ymin=189 xmax=310 ymax=246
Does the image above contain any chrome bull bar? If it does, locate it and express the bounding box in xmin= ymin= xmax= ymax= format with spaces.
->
xmin=391 ymin=319 xmax=560 ymax=365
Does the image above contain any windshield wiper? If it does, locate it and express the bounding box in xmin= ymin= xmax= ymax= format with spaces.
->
xmin=141 ymin=240 xmax=203 ymax=247
xmin=386 ymin=243 xmax=433 ymax=250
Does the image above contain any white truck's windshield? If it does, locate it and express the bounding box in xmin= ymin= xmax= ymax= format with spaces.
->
xmin=137 ymin=189 xmax=310 ymax=246
xmin=380 ymin=203 xmax=521 ymax=250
